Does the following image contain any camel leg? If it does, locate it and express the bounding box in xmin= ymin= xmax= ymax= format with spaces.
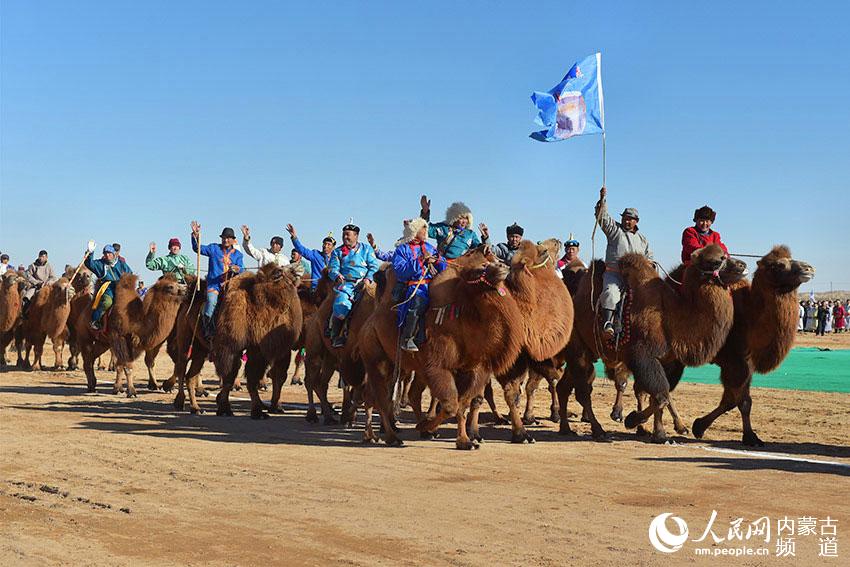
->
xmin=214 ymin=349 xmax=241 ymax=417
xmin=365 ymin=358 xmax=402 ymax=446
xmin=454 ymin=403 xmax=476 ymax=451
xmin=608 ymin=365 xmax=628 ymax=423
xmin=484 ymin=380 xmax=508 ymax=425
xmin=52 ymin=338 xmax=65 ymax=370
xmin=362 ymin=404 xmax=377 ymax=444
xmin=624 ymin=345 xmax=669 ymax=442
xmin=290 ymin=349 xmax=305 ymax=385
xmin=303 ymin=350 xmax=323 ymax=423
xmin=738 ymin=381 xmax=764 ymax=447
xmin=82 ymin=345 xmax=100 ymax=393
xmin=649 ymin=396 xmax=671 ymax=444
xmin=182 ymin=355 xmax=206 ymax=414
xmin=23 ymin=341 xmax=34 ymax=371
xmin=400 ymin=371 xmax=414 ymax=408
xmin=502 ymin=378 xmax=534 ymax=443
xmin=112 ymin=363 xmax=124 ymax=395
xmin=416 ymin=367 xmax=460 ymax=443
xmin=145 ymin=345 xmax=160 ymax=391
xmin=407 ymin=376 xmax=426 ymax=423
xmin=315 ymin=355 xmax=338 ymax=425
xmin=32 ymin=339 xmax=45 ymax=372
xmin=666 ymin=397 xmax=689 ymax=436
xmin=691 ymin=356 xmax=750 ymax=442
xmin=124 ymin=361 xmax=138 ymax=398
xmin=547 ymin=375 xmax=561 ymax=423
xmin=267 ymin=351 xmax=292 ymax=414
xmin=244 ymin=348 xmax=269 ymax=420
xmin=467 ymin=393 xmax=484 ymax=443
xmin=522 ymin=370 xmax=543 ymax=425
xmin=556 ymin=366 xmax=576 ymax=435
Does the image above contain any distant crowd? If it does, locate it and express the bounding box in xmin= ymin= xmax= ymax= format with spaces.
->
xmin=799 ymin=300 xmax=848 ymax=336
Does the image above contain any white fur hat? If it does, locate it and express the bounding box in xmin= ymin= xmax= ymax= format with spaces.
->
xmin=445 ymin=202 xmax=473 ymax=226
xmin=396 ymin=217 xmax=429 ymax=246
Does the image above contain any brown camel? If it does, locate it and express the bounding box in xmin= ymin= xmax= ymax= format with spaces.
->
xmin=361 ymin=245 xmax=529 ymax=449
xmin=490 ymin=239 xmax=574 ymax=444
xmin=558 ymin=244 xmax=739 ymax=443
xmin=20 ymin=273 xmax=76 ymax=370
xmin=302 ymin=277 xmax=377 ymax=430
xmin=66 ymin=269 xmax=101 ymax=372
xmin=0 ymin=271 xmax=28 ymax=368
xmin=691 ymin=246 xmax=814 ymax=446
xmin=213 ymin=263 xmax=304 ymax=419
xmin=70 ymin=273 xmax=187 ymax=395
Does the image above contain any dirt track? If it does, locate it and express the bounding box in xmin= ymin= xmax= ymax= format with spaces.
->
xmin=1 ymin=350 xmax=848 ymax=566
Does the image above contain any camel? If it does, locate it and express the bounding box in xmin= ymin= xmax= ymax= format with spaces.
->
xmin=691 ymin=246 xmax=814 ymax=446
xmin=302 ymin=277 xmax=377 ymax=430
xmin=20 ymin=272 xmax=75 ymax=370
xmin=70 ymin=273 xmax=187 ymax=395
xmin=212 ymin=263 xmax=304 ymax=419
xmin=360 ymin=245 xmax=529 ymax=449
xmin=488 ymin=239 xmax=574 ymax=444
xmin=558 ymin=244 xmax=740 ymax=443
xmin=0 ymin=270 xmax=28 ymax=369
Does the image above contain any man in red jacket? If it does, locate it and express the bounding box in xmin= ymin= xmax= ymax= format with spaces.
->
xmin=681 ymin=205 xmax=728 ymax=265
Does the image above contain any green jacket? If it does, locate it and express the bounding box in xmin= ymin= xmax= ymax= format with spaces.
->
xmin=145 ymin=251 xmax=196 ymax=283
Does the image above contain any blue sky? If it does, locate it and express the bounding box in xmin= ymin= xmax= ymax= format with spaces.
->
xmin=1 ymin=1 xmax=848 ymax=291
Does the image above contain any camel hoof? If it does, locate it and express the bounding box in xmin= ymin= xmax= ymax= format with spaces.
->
xmin=566 ymin=410 xmax=578 ymax=419
xmin=147 ymin=383 xmax=159 ymax=392
xmin=305 ymin=410 xmax=319 ymax=423
xmin=250 ymin=409 xmax=269 ymax=420
xmin=198 ymin=389 xmax=210 ymax=397
xmin=742 ymin=431 xmax=765 ymax=447
xmin=521 ymin=415 xmax=539 ymax=426
xmin=472 ymin=433 xmax=484 ymax=444
xmin=267 ymin=406 xmax=285 ymax=414
xmin=173 ymin=396 xmax=185 ymax=411
xmin=455 ymin=440 xmax=479 ymax=450
xmin=126 ymin=392 xmax=138 ymax=399
xmin=323 ymin=415 xmax=338 ymax=426
xmin=624 ymin=411 xmax=645 ymax=429
xmin=549 ymin=410 xmax=561 ymax=424
xmin=511 ymin=431 xmax=535 ymax=444
xmin=232 ymin=385 xmax=242 ymax=391
xmin=385 ymin=437 xmax=405 ymax=447
xmin=291 ymin=379 xmax=303 ymax=386
xmin=675 ymin=426 xmax=690 ymax=436
xmin=649 ymin=433 xmax=670 ymax=444
xmin=161 ymin=385 xmax=173 ymax=393
xmin=491 ymin=414 xmax=509 ymax=426
xmin=189 ymin=407 xmax=204 ymax=415
xmin=691 ymin=417 xmax=708 ymax=439
xmin=361 ymin=435 xmax=378 ymax=444
xmin=635 ymin=425 xmax=650 ymax=437
xmin=558 ymin=425 xmax=578 ymax=437
xmin=580 ymin=415 xmax=591 ymax=423
xmin=419 ymin=430 xmax=440 ymax=440
xmin=592 ymin=429 xmax=611 ymax=443
xmin=216 ymin=408 xmax=234 ymax=417
xmin=610 ymin=408 xmax=624 ymax=422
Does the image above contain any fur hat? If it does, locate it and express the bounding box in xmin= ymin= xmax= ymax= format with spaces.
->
xmin=621 ymin=207 xmax=639 ymax=221
xmin=445 ymin=202 xmax=474 ymax=227
xmin=693 ymin=205 xmax=716 ymax=222
xmin=396 ymin=218 xmax=429 ymax=246
xmin=506 ymin=222 xmax=524 ymax=236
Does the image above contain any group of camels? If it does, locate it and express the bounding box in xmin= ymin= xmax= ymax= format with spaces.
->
xmin=0 ymin=239 xmax=815 ymax=449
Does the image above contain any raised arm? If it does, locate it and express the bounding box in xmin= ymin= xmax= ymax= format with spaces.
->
xmin=595 ymin=186 xmax=617 ymax=236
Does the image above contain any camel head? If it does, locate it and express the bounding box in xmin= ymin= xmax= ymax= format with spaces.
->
xmin=1 ymin=270 xmax=21 ymax=290
xmin=718 ymin=256 xmax=749 ymax=286
xmin=510 ymin=240 xmax=555 ymax=272
xmin=52 ymin=276 xmax=75 ymax=304
xmin=689 ymin=244 xmax=728 ymax=281
xmin=756 ymin=246 xmax=815 ymax=291
xmin=257 ymin=263 xmax=303 ymax=287
xmin=148 ymin=273 xmax=189 ymax=300
xmin=454 ymin=243 xmax=497 ymax=269
xmin=462 ymin=262 xmax=510 ymax=295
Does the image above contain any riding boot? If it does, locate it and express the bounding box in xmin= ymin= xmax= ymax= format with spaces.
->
xmin=400 ymin=310 xmax=420 ymax=352
xmin=601 ymin=308 xmax=616 ymax=339
xmin=202 ymin=314 xmax=215 ymax=341
xmin=330 ymin=317 xmax=346 ymax=348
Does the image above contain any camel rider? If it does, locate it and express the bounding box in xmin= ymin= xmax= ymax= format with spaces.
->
xmin=241 ymin=225 xmax=290 ymax=267
xmin=493 ymin=223 xmax=524 ymax=264
xmin=22 ymin=250 xmax=57 ymax=316
xmin=558 ymin=236 xmax=586 ymax=295
xmin=191 ymin=222 xmax=244 ymax=340
xmin=595 ymin=186 xmax=653 ymax=338
xmin=291 ymin=249 xmax=311 ymax=276
xmin=327 ymin=223 xmax=381 ymax=348
xmin=681 ymin=205 xmax=728 ymax=266
xmin=145 ymin=238 xmax=195 ymax=284
xmin=286 ymin=223 xmax=334 ymax=291
xmin=392 ymin=218 xmax=447 ymax=352
xmin=418 ymin=195 xmax=489 ymax=260
xmin=86 ymin=244 xmax=133 ymax=330
xmin=1 ymin=254 xmax=13 ymax=273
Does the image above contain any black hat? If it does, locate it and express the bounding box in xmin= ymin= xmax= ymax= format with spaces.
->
xmin=38 ymin=250 xmax=48 ymax=256
xmin=270 ymin=236 xmax=284 ymax=248
xmin=322 ymin=232 xmax=337 ymax=245
xmin=506 ymin=222 xmax=524 ymax=236
xmin=342 ymin=224 xmax=360 ymax=234
xmin=112 ymin=243 xmax=121 ymax=252
xmin=220 ymin=227 xmax=236 ymax=239
xmin=693 ymin=205 xmax=716 ymax=222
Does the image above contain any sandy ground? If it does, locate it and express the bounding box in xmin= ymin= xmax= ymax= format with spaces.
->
xmin=1 ymin=344 xmax=848 ymax=566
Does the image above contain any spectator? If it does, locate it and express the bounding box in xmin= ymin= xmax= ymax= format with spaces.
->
xmin=834 ymin=301 xmax=846 ymax=334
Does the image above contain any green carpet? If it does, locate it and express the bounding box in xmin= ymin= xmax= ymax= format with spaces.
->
xmin=593 ymin=347 xmax=850 ymax=394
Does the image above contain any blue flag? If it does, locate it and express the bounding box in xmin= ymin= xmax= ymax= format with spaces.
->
xmin=530 ymin=53 xmax=605 ymax=142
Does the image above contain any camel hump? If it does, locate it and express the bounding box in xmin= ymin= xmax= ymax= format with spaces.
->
xmin=117 ymin=273 xmax=139 ymax=291
xmin=618 ymin=253 xmax=656 ymax=287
